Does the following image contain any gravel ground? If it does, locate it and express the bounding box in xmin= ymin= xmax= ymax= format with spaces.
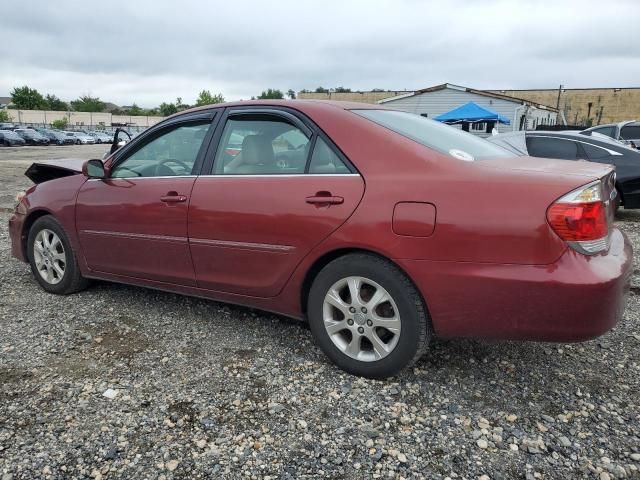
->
xmin=1 ymin=147 xmax=639 ymax=479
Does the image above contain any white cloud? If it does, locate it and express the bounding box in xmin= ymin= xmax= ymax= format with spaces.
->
xmin=1 ymin=0 xmax=638 ymax=107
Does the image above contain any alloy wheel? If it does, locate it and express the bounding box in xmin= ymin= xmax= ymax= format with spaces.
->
xmin=322 ymin=276 xmax=401 ymax=362
xmin=33 ymin=229 xmax=66 ymax=285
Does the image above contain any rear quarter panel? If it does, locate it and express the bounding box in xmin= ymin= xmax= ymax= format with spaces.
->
xmin=300 ymin=104 xmax=595 ymax=265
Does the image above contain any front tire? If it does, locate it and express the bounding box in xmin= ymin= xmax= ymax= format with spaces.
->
xmin=308 ymin=253 xmax=431 ymax=378
xmin=27 ymin=216 xmax=88 ymax=294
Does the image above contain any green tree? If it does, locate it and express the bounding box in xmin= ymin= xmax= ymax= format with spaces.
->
xmin=334 ymin=87 xmax=351 ymax=93
xmin=195 ymin=90 xmax=225 ymax=106
xmin=314 ymin=86 xmax=329 ymax=94
xmin=51 ymin=118 xmax=69 ymax=129
xmin=287 ymin=89 xmax=296 ymax=99
xmin=71 ymin=95 xmax=105 ymax=112
xmin=0 ymin=110 xmax=10 ymax=122
xmin=257 ymin=88 xmax=284 ymax=99
xmin=129 ymin=103 xmax=144 ymax=116
xmin=45 ymin=94 xmax=68 ymax=111
xmin=159 ymin=102 xmax=178 ymax=116
xmin=10 ymin=85 xmax=46 ymax=109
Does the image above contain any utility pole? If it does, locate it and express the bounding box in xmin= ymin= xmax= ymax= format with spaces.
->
xmin=555 ymin=84 xmax=564 ymax=111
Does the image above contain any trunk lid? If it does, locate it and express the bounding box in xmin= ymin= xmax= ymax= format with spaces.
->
xmin=478 ymin=155 xmax=614 ymax=179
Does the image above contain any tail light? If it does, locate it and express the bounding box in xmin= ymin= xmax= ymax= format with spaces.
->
xmin=547 ymin=180 xmax=611 ymax=255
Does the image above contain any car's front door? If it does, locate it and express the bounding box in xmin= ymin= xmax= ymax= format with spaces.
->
xmin=76 ymin=115 xmax=215 ymax=285
xmin=188 ymin=109 xmax=365 ymax=297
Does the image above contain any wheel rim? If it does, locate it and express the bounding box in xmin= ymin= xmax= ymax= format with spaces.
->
xmin=322 ymin=276 xmax=401 ymax=362
xmin=33 ymin=229 xmax=66 ymax=285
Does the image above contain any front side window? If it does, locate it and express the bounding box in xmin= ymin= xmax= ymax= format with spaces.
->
xmin=216 ymin=115 xmax=310 ymax=174
xmin=111 ymin=122 xmax=210 ymax=178
xmin=526 ymin=136 xmax=580 ymax=160
xmin=353 ymin=109 xmax=512 ymax=161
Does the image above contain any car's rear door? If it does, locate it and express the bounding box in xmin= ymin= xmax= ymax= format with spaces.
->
xmin=76 ymin=111 xmax=217 ymax=285
xmin=188 ymin=107 xmax=365 ymax=297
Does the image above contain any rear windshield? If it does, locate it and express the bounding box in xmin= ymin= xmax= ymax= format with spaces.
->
xmin=353 ymin=109 xmax=513 ymax=161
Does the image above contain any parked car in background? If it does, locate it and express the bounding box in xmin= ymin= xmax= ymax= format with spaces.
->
xmin=488 ymin=130 xmax=640 ymax=209
xmin=35 ymin=128 xmax=75 ymax=146
xmin=0 ymin=129 xmax=26 ymax=146
xmin=63 ymin=131 xmax=95 ymax=145
xmin=0 ymin=123 xmax=17 ymax=130
xmin=582 ymin=121 xmax=640 ymax=149
xmin=8 ymin=101 xmax=631 ymax=378
xmin=85 ymin=131 xmax=113 ymax=144
xmin=13 ymin=128 xmax=50 ymax=146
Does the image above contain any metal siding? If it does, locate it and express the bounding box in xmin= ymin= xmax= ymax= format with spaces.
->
xmin=382 ymin=88 xmax=556 ymax=136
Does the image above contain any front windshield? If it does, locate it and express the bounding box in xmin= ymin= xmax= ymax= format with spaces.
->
xmin=353 ymin=109 xmax=513 ymax=161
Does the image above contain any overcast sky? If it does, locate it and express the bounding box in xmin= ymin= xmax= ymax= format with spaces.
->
xmin=1 ymin=0 xmax=638 ymax=107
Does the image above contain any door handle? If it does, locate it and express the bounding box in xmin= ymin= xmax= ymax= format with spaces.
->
xmin=160 ymin=192 xmax=187 ymax=203
xmin=306 ymin=192 xmax=344 ymax=205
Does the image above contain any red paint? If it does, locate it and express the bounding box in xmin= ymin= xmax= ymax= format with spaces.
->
xmin=188 ymin=175 xmax=364 ymax=296
xmin=76 ymin=177 xmax=197 ymax=285
xmin=392 ymin=202 xmax=436 ymax=237
xmin=8 ymin=100 xmax=633 ymax=343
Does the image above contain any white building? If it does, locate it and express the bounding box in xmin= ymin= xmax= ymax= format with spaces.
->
xmin=379 ymin=83 xmax=558 ymax=137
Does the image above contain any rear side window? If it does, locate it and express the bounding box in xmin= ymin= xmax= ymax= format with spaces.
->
xmin=621 ymin=125 xmax=640 ymax=140
xmin=591 ymin=126 xmax=616 ymax=138
xmin=581 ymin=142 xmax=611 ymax=160
xmin=353 ymin=109 xmax=512 ymax=161
xmin=309 ymin=138 xmax=350 ymax=174
xmin=526 ymin=137 xmax=580 ymax=160
xmin=215 ymin=115 xmax=311 ymax=174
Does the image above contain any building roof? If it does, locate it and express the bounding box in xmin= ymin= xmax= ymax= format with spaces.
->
xmin=0 ymin=96 xmax=12 ymax=106
xmin=379 ymin=83 xmax=558 ymax=111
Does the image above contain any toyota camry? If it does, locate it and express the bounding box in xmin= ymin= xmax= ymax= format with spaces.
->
xmin=9 ymin=100 xmax=632 ymax=378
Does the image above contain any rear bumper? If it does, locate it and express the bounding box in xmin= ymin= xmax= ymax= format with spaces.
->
xmin=398 ymin=228 xmax=633 ymax=342
xmin=8 ymin=212 xmax=27 ymax=262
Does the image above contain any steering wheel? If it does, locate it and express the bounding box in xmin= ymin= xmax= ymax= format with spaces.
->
xmin=154 ymin=158 xmax=191 ymax=176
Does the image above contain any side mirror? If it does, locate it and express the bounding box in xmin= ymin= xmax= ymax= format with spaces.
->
xmin=83 ymin=159 xmax=106 ymax=179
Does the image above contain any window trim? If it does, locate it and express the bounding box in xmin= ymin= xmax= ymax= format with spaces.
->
xmin=108 ymin=110 xmax=219 ymax=178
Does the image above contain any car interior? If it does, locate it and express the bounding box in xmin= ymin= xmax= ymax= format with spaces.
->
xmin=217 ymin=117 xmax=350 ymax=175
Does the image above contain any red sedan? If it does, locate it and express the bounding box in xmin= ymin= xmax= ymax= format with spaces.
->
xmin=8 ymin=101 xmax=632 ymax=378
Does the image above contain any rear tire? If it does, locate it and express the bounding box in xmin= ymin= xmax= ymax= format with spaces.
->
xmin=308 ymin=253 xmax=431 ymax=378
xmin=27 ymin=216 xmax=89 ymax=295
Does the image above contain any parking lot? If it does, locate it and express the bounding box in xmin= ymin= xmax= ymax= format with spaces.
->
xmin=1 ymin=146 xmax=639 ymax=479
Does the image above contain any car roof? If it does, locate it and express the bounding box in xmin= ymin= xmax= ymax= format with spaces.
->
xmin=163 ymin=99 xmax=389 ymax=122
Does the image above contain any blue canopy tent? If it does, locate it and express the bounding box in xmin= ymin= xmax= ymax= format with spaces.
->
xmin=434 ymin=102 xmax=511 ymax=125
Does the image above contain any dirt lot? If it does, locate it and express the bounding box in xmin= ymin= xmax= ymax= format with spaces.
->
xmin=1 ymin=146 xmax=639 ymax=479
